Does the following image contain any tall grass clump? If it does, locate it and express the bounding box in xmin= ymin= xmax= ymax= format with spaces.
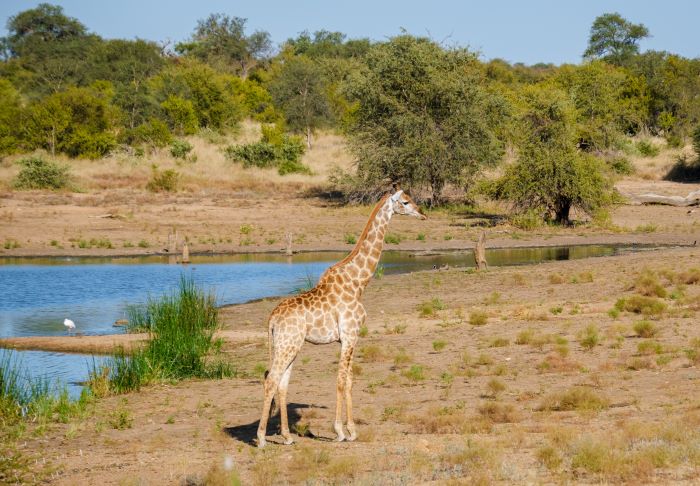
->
xmin=101 ymin=276 xmax=234 ymax=393
xmin=1 ymin=350 xmax=92 ymax=429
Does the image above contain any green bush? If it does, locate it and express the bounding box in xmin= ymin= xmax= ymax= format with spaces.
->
xmin=607 ymin=156 xmax=634 ymax=175
xmin=636 ymin=139 xmax=660 ymax=157
xmin=13 ymin=157 xmax=70 ymax=190
xmin=146 ymin=166 xmax=179 ymax=192
xmin=510 ymin=209 xmax=543 ymax=230
xmin=169 ymin=139 xmax=193 ymax=159
xmin=160 ymin=95 xmax=198 ymax=135
xmin=121 ymin=119 xmax=172 ymax=150
xmin=225 ymin=133 xmax=309 ymax=175
xmin=693 ymin=126 xmax=700 ymax=157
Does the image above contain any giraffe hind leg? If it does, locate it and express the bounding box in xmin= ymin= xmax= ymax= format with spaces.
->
xmin=278 ymin=363 xmax=294 ymax=445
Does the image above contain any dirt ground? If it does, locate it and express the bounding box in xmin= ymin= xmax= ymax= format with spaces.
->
xmin=7 ymin=246 xmax=700 ymax=484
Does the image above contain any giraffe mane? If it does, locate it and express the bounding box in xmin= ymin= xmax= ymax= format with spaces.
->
xmin=325 ymin=193 xmax=391 ymax=273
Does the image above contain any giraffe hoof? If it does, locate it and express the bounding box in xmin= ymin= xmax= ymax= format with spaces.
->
xmin=347 ymin=433 xmax=357 ymax=442
xmin=333 ymin=435 xmax=346 ymax=442
xmin=282 ymin=436 xmax=294 ymax=445
xmin=256 ymin=436 xmax=267 ymax=448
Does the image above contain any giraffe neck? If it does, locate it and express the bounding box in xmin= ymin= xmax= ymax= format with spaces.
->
xmin=346 ymin=195 xmax=393 ymax=288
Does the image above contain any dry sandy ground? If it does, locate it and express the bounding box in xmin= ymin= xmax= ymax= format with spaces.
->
xmin=8 ymin=246 xmax=700 ymax=485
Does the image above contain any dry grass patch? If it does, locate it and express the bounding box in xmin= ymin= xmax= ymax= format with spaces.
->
xmin=632 ymin=320 xmax=658 ymax=338
xmin=469 ymin=310 xmax=488 ymax=326
xmin=478 ymin=401 xmax=519 ymax=423
xmin=539 ymin=387 xmax=609 ymax=412
xmin=545 ymin=415 xmax=700 ymax=482
xmin=404 ymin=405 xmax=470 ymax=434
xmin=616 ymin=295 xmax=667 ymax=316
xmin=632 ymin=270 xmax=668 ymax=297
xmin=359 ymin=344 xmax=385 ymax=362
xmin=537 ymin=353 xmax=580 ymax=373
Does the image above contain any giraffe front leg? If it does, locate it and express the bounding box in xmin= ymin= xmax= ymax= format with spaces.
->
xmin=333 ymin=364 xmax=347 ymax=442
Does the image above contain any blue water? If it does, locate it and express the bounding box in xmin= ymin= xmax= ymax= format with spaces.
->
xmin=0 ymin=245 xmax=652 ymax=396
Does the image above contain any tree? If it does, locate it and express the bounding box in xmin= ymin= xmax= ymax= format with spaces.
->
xmin=4 ymin=3 xmax=87 ymax=57
xmin=286 ymin=30 xmax=371 ymax=59
xmin=0 ymin=79 xmax=22 ymax=154
xmin=269 ymin=55 xmax=330 ymax=149
xmin=87 ymin=39 xmax=164 ymax=128
xmin=21 ymin=83 xmax=121 ymax=158
xmin=554 ymin=61 xmax=649 ymax=148
xmin=176 ymin=14 xmax=271 ymax=77
xmin=344 ymin=35 xmax=504 ymax=206
xmin=584 ymin=13 xmax=649 ymax=66
xmin=491 ymin=85 xmax=614 ymax=224
xmin=149 ymin=60 xmax=243 ymax=131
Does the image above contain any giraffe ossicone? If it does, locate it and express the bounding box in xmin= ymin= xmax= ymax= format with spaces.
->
xmin=256 ymin=186 xmax=425 ymax=448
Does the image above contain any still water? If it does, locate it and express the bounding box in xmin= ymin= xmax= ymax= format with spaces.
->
xmin=0 ymin=245 xmax=651 ymax=394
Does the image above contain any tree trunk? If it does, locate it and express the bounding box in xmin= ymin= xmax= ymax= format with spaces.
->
xmin=474 ymin=231 xmax=488 ymax=271
xmin=555 ymin=202 xmax=571 ymax=225
xmin=306 ymin=126 xmax=312 ymax=150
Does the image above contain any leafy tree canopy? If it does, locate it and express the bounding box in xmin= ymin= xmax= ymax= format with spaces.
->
xmin=344 ymin=35 xmax=504 ymax=205
xmin=176 ymin=14 xmax=271 ymax=77
xmin=584 ymin=12 xmax=649 ymax=66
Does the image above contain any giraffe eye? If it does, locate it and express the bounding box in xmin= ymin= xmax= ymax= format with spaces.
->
xmin=401 ymin=201 xmax=408 ymax=206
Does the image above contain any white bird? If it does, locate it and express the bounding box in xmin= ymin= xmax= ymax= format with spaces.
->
xmin=64 ymin=318 xmax=76 ymax=334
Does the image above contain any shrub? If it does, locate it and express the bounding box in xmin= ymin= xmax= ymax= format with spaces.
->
xmin=579 ymin=324 xmax=600 ymax=350
xmin=633 ymin=272 xmax=667 ymax=298
xmin=170 ymin=139 xmax=194 ymax=159
xmin=510 ymin=209 xmax=543 ymax=230
xmin=633 ymin=320 xmax=658 ymax=338
xmin=121 ymin=119 xmax=173 ymax=150
xmin=637 ymin=340 xmax=663 ymax=355
xmin=384 ymin=233 xmax=402 ymax=244
xmin=344 ymin=234 xmax=357 ymax=244
xmin=225 ymin=133 xmax=308 ymax=175
xmin=469 ymin=310 xmax=488 ymax=326
xmin=616 ymin=296 xmax=666 ymax=316
xmin=13 ymin=157 xmax=71 ymax=190
xmin=146 ymin=166 xmax=179 ymax=192
xmin=539 ymin=387 xmax=609 ymax=412
xmin=401 ymin=364 xmax=426 ymax=381
xmin=418 ymin=298 xmax=445 ymax=317
xmin=432 ymin=340 xmax=447 ymax=352
xmin=478 ymin=402 xmax=518 ymax=423
xmin=636 ymin=139 xmax=660 ymax=157
xmin=607 ymin=156 xmax=634 ymax=175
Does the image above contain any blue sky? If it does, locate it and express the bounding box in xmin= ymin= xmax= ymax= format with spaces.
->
xmin=2 ymin=1 xmax=698 ymax=65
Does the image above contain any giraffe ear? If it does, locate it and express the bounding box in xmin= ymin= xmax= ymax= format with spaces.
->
xmin=391 ymin=182 xmax=401 ymax=194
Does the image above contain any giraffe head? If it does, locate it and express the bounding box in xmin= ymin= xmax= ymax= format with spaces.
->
xmin=390 ymin=184 xmax=426 ymax=220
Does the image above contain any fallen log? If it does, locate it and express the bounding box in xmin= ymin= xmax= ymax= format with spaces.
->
xmin=623 ymin=189 xmax=700 ymax=207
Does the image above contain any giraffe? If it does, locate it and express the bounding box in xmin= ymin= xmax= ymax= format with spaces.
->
xmin=256 ymin=185 xmax=426 ymax=448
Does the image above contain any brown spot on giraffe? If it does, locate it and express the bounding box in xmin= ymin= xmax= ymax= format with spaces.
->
xmin=255 ymin=185 xmax=426 ymax=448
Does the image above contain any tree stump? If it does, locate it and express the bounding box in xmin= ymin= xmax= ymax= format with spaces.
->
xmin=474 ymin=231 xmax=488 ymax=271
xmin=285 ymin=232 xmax=293 ymax=256
xmin=181 ymin=243 xmax=190 ymax=264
